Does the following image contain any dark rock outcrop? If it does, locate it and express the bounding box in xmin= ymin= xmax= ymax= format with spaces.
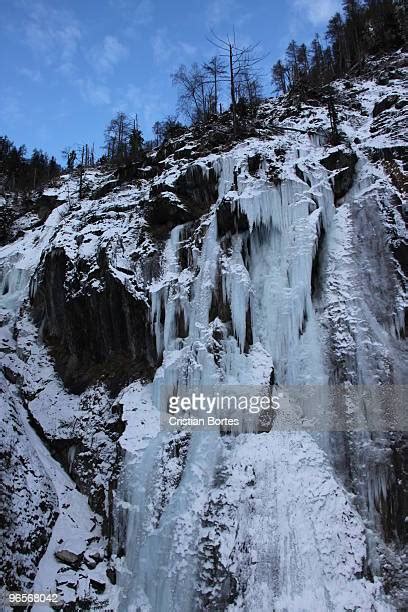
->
xmin=90 ymin=577 xmax=106 ymax=593
xmin=30 ymin=247 xmax=156 ymax=393
xmin=217 ymin=198 xmax=249 ymax=238
xmin=55 ymin=549 xmax=84 ymax=569
xmin=145 ymin=162 xmax=219 ymax=237
xmin=372 ymin=94 xmax=399 ymax=117
xmin=115 ymin=163 xmax=157 ymax=183
xmin=173 ymin=162 xmax=218 ymax=215
xmin=90 ymin=180 xmax=119 ymax=200
xmin=247 ymin=153 xmax=262 ymax=176
xmin=320 ymin=149 xmax=358 ymax=203
xmin=144 ymin=192 xmax=194 ymax=238
xmin=36 ymin=193 xmax=66 ymax=221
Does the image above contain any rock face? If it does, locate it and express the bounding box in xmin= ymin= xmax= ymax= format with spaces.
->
xmin=28 ymin=160 xmax=220 ymax=393
xmin=36 ymin=193 xmax=66 ymax=221
xmin=216 ymin=197 xmax=249 ymax=237
xmin=0 ymin=377 xmax=58 ymax=593
xmin=146 ymin=162 xmax=219 ymax=233
xmin=31 ymin=247 xmax=156 ymax=393
xmin=320 ymin=148 xmax=358 ymax=203
xmin=145 ymin=191 xmax=195 ymax=237
xmin=115 ymin=163 xmax=156 ymax=183
xmin=90 ymin=180 xmax=118 ymax=201
xmin=173 ymin=162 xmax=218 ymax=213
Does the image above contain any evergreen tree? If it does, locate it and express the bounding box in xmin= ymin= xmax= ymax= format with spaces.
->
xmin=272 ymin=60 xmax=287 ymax=94
xmin=128 ymin=118 xmax=144 ymax=162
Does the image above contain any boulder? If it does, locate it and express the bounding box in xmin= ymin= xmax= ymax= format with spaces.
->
xmin=90 ymin=577 xmax=106 ymax=593
xmin=372 ymin=95 xmax=399 ymax=118
xmin=84 ymin=550 xmax=101 ymax=569
xmin=54 ymin=549 xmax=83 ymax=569
xmin=90 ymin=180 xmax=118 ymax=200
xmin=106 ymin=566 xmax=116 ymax=585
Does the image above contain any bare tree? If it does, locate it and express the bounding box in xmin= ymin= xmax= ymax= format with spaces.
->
xmin=207 ymin=30 xmax=266 ymax=135
xmin=236 ymin=63 xmax=263 ymax=108
xmin=62 ymin=147 xmax=77 ymax=171
xmin=285 ymin=40 xmax=299 ymax=88
xmin=172 ymin=63 xmax=212 ymax=123
xmin=203 ymin=56 xmax=227 ymax=114
xmin=104 ymin=112 xmax=131 ymax=162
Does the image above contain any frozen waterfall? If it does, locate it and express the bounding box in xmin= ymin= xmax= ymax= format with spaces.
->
xmin=117 ymin=143 xmax=394 ymax=611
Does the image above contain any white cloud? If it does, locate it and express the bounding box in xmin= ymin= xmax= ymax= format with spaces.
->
xmin=206 ymin=0 xmax=251 ymax=30
xmin=130 ymin=0 xmax=154 ymax=27
xmin=178 ymin=42 xmax=197 ymax=58
xmin=291 ymin=0 xmax=340 ymax=26
xmin=108 ymin=0 xmax=153 ymax=35
xmin=77 ymin=79 xmax=111 ymax=106
xmin=113 ymin=83 xmax=173 ymax=136
xmin=19 ymin=67 xmax=42 ymax=83
xmin=127 ymin=84 xmax=169 ymax=117
xmin=0 ymin=87 xmax=24 ymax=125
xmin=152 ymin=29 xmax=197 ymax=66
xmin=90 ymin=35 xmax=129 ymax=74
xmin=206 ymin=0 xmax=236 ymax=28
xmin=23 ymin=2 xmax=81 ymax=65
xmin=152 ymin=29 xmax=173 ymax=64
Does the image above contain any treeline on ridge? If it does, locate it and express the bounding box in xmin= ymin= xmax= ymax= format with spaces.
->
xmin=0 ymin=136 xmax=60 ymax=193
xmin=272 ymin=0 xmax=407 ymax=95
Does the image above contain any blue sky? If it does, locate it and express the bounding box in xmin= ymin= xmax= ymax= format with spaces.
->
xmin=0 ymin=0 xmax=340 ymax=162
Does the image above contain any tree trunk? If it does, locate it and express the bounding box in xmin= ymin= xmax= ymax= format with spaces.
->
xmin=229 ymin=44 xmax=238 ymax=136
xmin=79 ymin=146 xmax=84 ymax=199
xmin=214 ymin=70 xmax=218 ymax=115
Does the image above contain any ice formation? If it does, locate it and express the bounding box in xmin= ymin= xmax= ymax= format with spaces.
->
xmin=117 ymin=131 xmax=402 ymax=610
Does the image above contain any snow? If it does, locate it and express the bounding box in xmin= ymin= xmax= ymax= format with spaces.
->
xmin=219 ymin=432 xmax=390 ymax=612
xmin=25 ymin=406 xmax=108 ymax=611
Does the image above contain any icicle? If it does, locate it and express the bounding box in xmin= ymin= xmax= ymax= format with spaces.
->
xmin=150 ymin=226 xmax=183 ymax=357
xmin=235 ymin=179 xmax=310 ymax=233
xmin=221 ymin=234 xmax=251 ymax=351
xmin=0 ymin=265 xmax=32 ymax=311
